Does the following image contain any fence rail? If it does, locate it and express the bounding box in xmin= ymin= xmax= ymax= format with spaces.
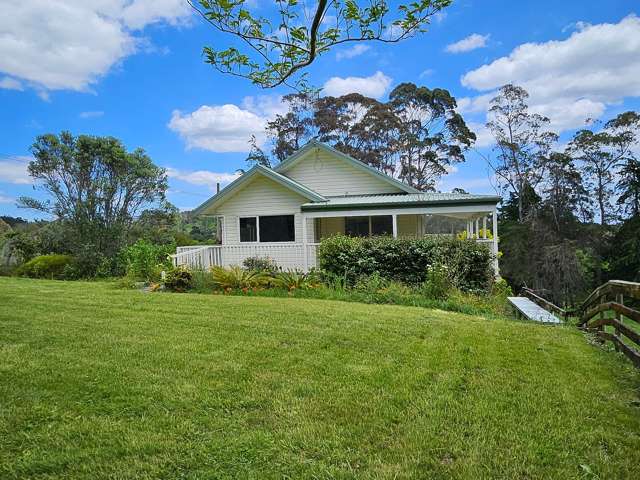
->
xmin=171 ymin=243 xmax=320 ymax=271
xmin=521 ymin=281 xmax=640 ymax=368
xmin=577 ymin=280 xmax=640 ymax=368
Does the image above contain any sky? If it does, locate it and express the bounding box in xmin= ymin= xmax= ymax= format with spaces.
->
xmin=1 ymin=0 xmax=639 ymax=219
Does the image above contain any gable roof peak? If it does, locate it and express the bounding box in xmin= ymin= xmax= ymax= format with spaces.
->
xmin=275 ymin=141 xmax=421 ymax=194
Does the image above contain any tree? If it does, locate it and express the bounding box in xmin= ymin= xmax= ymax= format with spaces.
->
xmin=541 ymin=152 xmax=590 ymax=232
xmin=190 ymin=0 xmax=452 ymax=90
xmin=617 ymin=158 xmax=640 ymax=217
xmin=568 ymin=111 xmax=640 ymax=225
xmin=249 ymin=86 xmax=473 ymax=189
xmin=485 ymin=84 xmax=558 ymax=222
xmin=389 ymin=83 xmax=476 ymax=191
xmin=19 ymin=132 xmax=168 ymax=260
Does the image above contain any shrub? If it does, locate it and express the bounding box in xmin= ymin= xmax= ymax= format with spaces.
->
xmin=272 ymin=269 xmax=319 ymax=291
xmin=421 ymin=263 xmax=453 ymax=300
xmin=164 ymin=266 xmax=193 ymax=292
xmin=318 ymin=235 xmax=494 ymax=292
xmin=122 ymin=239 xmax=174 ymax=281
xmin=15 ymin=254 xmax=72 ymax=279
xmin=243 ymin=256 xmax=279 ymax=274
xmin=211 ymin=266 xmax=271 ymax=290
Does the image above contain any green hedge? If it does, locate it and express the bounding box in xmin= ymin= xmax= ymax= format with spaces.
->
xmin=15 ymin=254 xmax=72 ymax=279
xmin=318 ymin=235 xmax=494 ymax=292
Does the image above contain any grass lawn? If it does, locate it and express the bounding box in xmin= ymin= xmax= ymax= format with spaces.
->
xmin=1 ymin=278 xmax=639 ymax=479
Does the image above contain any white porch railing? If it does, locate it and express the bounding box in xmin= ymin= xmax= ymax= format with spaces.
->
xmin=171 ymin=243 xmax=320 ymax=272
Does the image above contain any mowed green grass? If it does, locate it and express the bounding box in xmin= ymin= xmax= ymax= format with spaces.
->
xmin=1 ymin=278 xmax=639 ymax=479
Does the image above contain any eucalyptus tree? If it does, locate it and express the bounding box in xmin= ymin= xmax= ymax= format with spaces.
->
xmin=568 ymin=111 xmax=640 ymax=225
xmin=485 ymin=84 xmax=558 ymax=222
xmin=389 ymin=82 xmax=476 ymax=191
xmin=190 ymin=0 xmax=452 ymax=90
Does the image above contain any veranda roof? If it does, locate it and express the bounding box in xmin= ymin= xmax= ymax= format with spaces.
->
xmin=301 ymin=192 xmax=501 ymax=211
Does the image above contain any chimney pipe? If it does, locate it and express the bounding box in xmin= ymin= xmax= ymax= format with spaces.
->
xmin=216 ymin=182 xmax=220 ymax=194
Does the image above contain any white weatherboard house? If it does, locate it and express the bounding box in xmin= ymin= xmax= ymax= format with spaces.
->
xmin=173 ymin=141 xmax=501 ymax=273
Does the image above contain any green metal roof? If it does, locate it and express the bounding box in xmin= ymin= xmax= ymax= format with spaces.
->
xmin=275 ymin=140 xmax=421 ymax=194
xmin=192 ymin=164 xmax=326 ymax=215
xmin=301 ymin=192 xmax=501 ymax=211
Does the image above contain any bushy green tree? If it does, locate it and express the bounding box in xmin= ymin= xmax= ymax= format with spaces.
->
xmin=19 ymin=132 xmax=168 ymax=274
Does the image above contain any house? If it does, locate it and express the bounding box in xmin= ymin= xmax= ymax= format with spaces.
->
xmin=172 ymin=141 xmax=501 ymax=273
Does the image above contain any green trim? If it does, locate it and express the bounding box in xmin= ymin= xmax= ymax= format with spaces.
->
xmin=192 ymin=164 xmax=326 ymax=215
xmin=274 ymin=140 xmax=421 ymax=194
xmin=301 ymin=198 xmax=500 ymax=212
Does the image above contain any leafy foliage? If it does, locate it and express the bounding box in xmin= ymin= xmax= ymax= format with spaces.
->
xmin=272 ymin=270 xmax=320 ymax=291
xmin=242 ymin=256 xmax=279 ymax=275
xmin=19 ymin=132 xmax=168 ymax=268
xmin=15 ymin=254 xmax=72 ymax=279
xmin=249 ymin=86 xmax=475 ymax=190
xmin=191 ymin=0 xmax=452 ymax=90
xmin=318 ymin=235 xmax=494 ymax=291
xmin=164 ymin=266 xmax=194 ymax=292
xmin=123 ymin=239 xmax=174 ymax=282
xmin=211 ymin=266 xmax=270 ymax=289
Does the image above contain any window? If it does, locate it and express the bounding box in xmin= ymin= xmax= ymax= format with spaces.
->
xmin=345 ymin=216 xmax=370 ymax=237
xmin=239 ymin=217 xmax=257 ymax=242
xmin=371 ymin=216 xmax=393 ymax=236
xmin=345 ymin=215 xmax=393 ymax=237
xmin=259 ymin=215 xmax=295 ymax=242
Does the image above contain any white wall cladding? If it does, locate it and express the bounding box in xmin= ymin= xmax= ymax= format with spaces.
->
xmin=283 ymin=149 xmax=403 ymax=196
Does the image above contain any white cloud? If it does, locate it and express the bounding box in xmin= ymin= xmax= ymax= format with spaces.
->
xmin=322 ymin=71 xmax=392 ymax=98
xmin=168 ymin=104 xmax=267 ymax=153
xmin=446 ymin=33 xmax=490 ymax=53
xmin=0 ymin=1 xmax=190 ymax=95
xmin=79 ymin=110 xmax=104 ymax=119
xmin=419 ymin=69 xmax=434 ymax=78
xmin=0 ymin=77 xmax=23 ymax=91
xmin=466 ymin=122 xmax=495 ymax=148
xmin=0 ymin=156 xmax=33 ymax=185
xmin=166 ymin=168 xmax=238 ymax=190
xmin=336 ymin=44 xmax=371 ymax=61
xmin=0 ymin=192 xmax=15 ymax=204
xmin=169 ymin=94 xmax=295 ymax=153
xmin=456 ymin=94 xmax=493 ymax=114
xmin=241 ymin=94 xmax=288 ymax=118
xmin=459 ymin=15 xmax=640 ymax=135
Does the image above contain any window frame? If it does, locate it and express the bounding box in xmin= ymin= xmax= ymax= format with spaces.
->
xmin=238 ymin=214 xmax=296 ymax=243
xmin=238 ymin=216 xmax=259 ymax=243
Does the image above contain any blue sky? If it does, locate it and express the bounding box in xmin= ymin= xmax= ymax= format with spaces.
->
xmin=1 ymin=0 xmax=639 ymax=219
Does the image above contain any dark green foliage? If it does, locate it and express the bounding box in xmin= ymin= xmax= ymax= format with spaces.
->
xmin=15 ymin=254 xmax=72 ymax=279
xmin=318 ymin=235 xmax=493 ymax=292
xmin=609 ymin=215 xmax=640 ymax=281
xmin=19 ymin=132 xmax=168 ymax=274
xmin=163 ymin=266 xmax=193 ymax=292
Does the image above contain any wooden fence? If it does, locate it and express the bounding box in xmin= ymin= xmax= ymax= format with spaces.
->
xmin=522 ymin=280 xmax=640 ymax=368
xmin=577 ymin=280 xmax=640 ymax=368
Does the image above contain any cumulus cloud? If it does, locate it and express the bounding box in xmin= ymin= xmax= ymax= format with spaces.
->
xmin=0 ymin=77 xmax=23 ymax=91
xmin=168 ymin=104 xmax=267 ymax=153
xmin=79 ymin=111 xmax=104 ymax=119
xmin=0 ymin=1 xmax=190 ymax=94
xmin=166 ymin=168 xmax=238 ymax=190
xmin=322 ymin=71 xmax=392 ymax=98
xmin=460 ymin=15 xmax=640 ymax=133
xmin=336 ymin=44 xmax=371 ymax=60
xmin=0 ymin=156 xmax=33 ymax=185
xmin=446 ymin=33 xmax=490 ymax=53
